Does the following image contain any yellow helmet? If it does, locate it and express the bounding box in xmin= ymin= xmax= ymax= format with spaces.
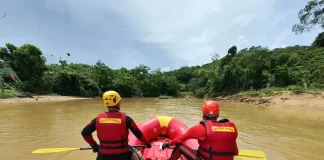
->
xmin=102 ymin=90 xmax=122 ymax=107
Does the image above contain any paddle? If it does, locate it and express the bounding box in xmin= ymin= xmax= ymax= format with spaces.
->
xmin=32 ymin=146 xmax=267 ymax=160
xmin=158 ymin=143 xmax=266 ymax=160
xmin=236 ymin=150 xmax=267 ymax=160
xmin=31 ymin=145 xmax=147 ymax=154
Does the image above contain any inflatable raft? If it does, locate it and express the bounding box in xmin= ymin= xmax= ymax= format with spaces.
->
xmin=128 ymin=116 xmax=199 ymax=160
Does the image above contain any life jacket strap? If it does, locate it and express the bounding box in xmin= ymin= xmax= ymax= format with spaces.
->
xmin=198 ymin=146 xmax=234 ymax=156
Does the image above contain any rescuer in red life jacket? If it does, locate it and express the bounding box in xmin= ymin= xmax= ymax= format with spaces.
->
xmin=81 ymin=90 xmax=152 ymax=160
xmin=161 ymin=100 xmax=239 ymax=160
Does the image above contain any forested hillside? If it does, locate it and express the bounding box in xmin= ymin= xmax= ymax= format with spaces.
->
xmin=166 ymin=44 xmax=324 ymax=97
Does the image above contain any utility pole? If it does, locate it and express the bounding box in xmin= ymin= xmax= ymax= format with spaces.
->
xmin=0 ymin=76 xmax=3 ymax=96
xmin=0 ymin=59 xmax=4 ymax=96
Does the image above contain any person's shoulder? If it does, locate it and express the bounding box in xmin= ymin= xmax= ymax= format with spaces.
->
xmin=218 ymin=118 xmax=229 ymax=123
xmin=218 ymin=118 xmax=237 ymax=126
xmin=218 ymin=118 xmax=236 ymax=123
xmin=125 ymin=115 xmax=134 ymax=121
xmin=191 ymin=123 xmax=206 ymax=130
xmin=94 ymin=112 xmax=109 ymax=119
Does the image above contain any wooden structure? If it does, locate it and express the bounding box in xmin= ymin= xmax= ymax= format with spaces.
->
xmin=0 ymin=59 xmax=20 ymax=82
xmin=0 ymin=59 xmax=20 ymax=96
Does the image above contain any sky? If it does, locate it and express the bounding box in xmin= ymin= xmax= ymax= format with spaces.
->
xmin=0 ymin=0 xmax=322 ymax=71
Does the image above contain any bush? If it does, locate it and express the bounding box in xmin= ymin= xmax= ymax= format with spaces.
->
xmin=288 ymin=85 xmax=306 ymax=94
xmin=52 ymin=72 xmax=101 ymax=97
xmin=194 ymin=88 xmax=207 ymax=98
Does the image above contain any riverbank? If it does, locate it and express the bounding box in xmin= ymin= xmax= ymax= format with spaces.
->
xmin=1 ymin=88 xmax=324 ymax=110
xmin=0 ymin=95 xmax=92 ymax=104
xmin=216 ymin=90 xmax=324 ymax=110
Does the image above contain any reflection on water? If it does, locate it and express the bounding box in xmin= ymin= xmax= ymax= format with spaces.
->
xmin=0 ymin=98 xmax=324 ymax=160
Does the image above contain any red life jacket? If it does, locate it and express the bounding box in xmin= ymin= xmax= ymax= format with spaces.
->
xmin=198 ymin=119 xmax=238 ymax=160
xmin=96 ymin=111 xmax=129 ymax=155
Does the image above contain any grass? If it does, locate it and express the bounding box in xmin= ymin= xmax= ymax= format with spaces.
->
xmin=0 ymin=89 xmax=21 ymax=99
xmin=236 ymin=87 xmax=288 ymax=97
xmin=178 ymin=91 xmax=194 ymax=98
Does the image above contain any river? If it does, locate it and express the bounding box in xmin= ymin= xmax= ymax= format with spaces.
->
xmin=0 ymin=98 xmax=324 ymax=160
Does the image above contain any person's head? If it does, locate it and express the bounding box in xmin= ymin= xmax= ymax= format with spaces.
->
xmin=201 ymin=100 xmax=220 ymax=121
xmin=102 ymin=90 xmax=122 ymax=112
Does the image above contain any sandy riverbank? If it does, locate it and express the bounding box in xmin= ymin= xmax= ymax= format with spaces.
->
xmin=1 ymin=91 xmax=324 ymax=111
xmin=0 ymin=95 xmax=92 ymax=104
xmin=218 ymin=91 xmax=324 ymax=110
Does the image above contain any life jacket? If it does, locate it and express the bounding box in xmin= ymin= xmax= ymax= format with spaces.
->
xmin=96 ymin=111 xmax=129 ymax=155
xmin=198 ymin=119 xmax=238 ymax=160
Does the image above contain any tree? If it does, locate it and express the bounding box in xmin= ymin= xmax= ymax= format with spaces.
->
xmin=292 ymin=0 xmax=324 ymax=34
xmin=90 ymin=60 xmax=115 ymax=91
xmin=1 ymin=36 xmax=324 ymax=98
xmin=11 ymin=44 xmax=47 ymax=82
xmin=211 ymin=52 xmax=220 ymax=61
xmin=130 ymin=64 xmax=150 ymax=80
xmin=0 ymin=43 xmax=16 ymax=62
xmin=312 ymin=32 xmax=324 ymax=47
xmin=228 ymin=45 xmax=237 ymax=56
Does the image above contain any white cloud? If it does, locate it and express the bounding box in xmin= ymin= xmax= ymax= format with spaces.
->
xmin=43 ymin=0 xmax=282 ymax=65
xmin=271 ymin=27 xmax=303 ymax=49
xmin=96 ymin=0 xmax=281 ymax=63
xmin=1 ymin=0 xmax=322 ymax=69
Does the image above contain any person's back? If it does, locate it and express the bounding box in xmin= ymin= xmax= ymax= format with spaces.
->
xmin=81 ymin=90 xmax=151 ymax=160
xmin=96 ymin=111 xmax=129 ymax=155
xmin=161 ymin=100 xmax=238 ymax=160
xmin=198 ymin=118 xmax=238 ymax=160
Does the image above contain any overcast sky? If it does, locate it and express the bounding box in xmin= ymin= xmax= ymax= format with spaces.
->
xmin=0 ymin=0 xmax=322 ymax=71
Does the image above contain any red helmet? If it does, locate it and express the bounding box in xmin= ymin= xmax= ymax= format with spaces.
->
xmin=201 ymin=100 xmax=219 ymax=117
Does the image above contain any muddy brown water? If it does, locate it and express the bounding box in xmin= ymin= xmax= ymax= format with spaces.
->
xmin=1 ymin=98 xmax=324 ymax=160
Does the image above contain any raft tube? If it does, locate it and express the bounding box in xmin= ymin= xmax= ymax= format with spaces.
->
xmin=128 ymin=116 xmax=199 ymax=160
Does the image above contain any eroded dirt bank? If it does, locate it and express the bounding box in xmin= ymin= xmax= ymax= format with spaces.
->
xmin=217 ymin=91 xmax=324 ymax=110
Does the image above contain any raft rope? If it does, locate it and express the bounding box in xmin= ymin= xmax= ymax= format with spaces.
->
xmin=130 ymin=146 xmax=143 ymax=160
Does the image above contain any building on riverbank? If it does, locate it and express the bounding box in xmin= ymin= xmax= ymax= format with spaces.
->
xmin=0 ymin=59 xmax=21 ymax=97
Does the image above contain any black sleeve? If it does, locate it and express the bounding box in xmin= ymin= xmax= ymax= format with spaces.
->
xmin=126 ymin=116 xmax=144 ymax=138
xmin=126 ymin=116 xmax=132 ymax=129
xmin=81 ymin=117 xmax=97 ymax=137
xmin=218 ymin=118 xmax=229 ymax=123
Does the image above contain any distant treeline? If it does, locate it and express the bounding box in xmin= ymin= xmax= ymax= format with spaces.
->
xmin=1 ymin=37 xmax=323 ymax=98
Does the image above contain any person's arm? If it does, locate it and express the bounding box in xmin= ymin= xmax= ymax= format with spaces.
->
xmin=126 ymin=116 xmax=149 ymax=144
xmin=81 ymin=117 xmax=97 ymax=145
xmin=169 ymin=124 xmax=206 ymax=146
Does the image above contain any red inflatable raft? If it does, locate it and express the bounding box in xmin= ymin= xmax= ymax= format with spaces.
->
xmin=128 ymin=116 xmax=199 ymax=160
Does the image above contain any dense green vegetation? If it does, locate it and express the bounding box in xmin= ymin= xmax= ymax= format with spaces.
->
xmin=0 ymin=0 xmax=324 ymax=98
xmin=0 ymin=44 xmax=180 ymax=97
xmin=1 ymin=39 xmax=323 ymax=98
xmin=167 ymin=44 xmax=324 ymax=98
